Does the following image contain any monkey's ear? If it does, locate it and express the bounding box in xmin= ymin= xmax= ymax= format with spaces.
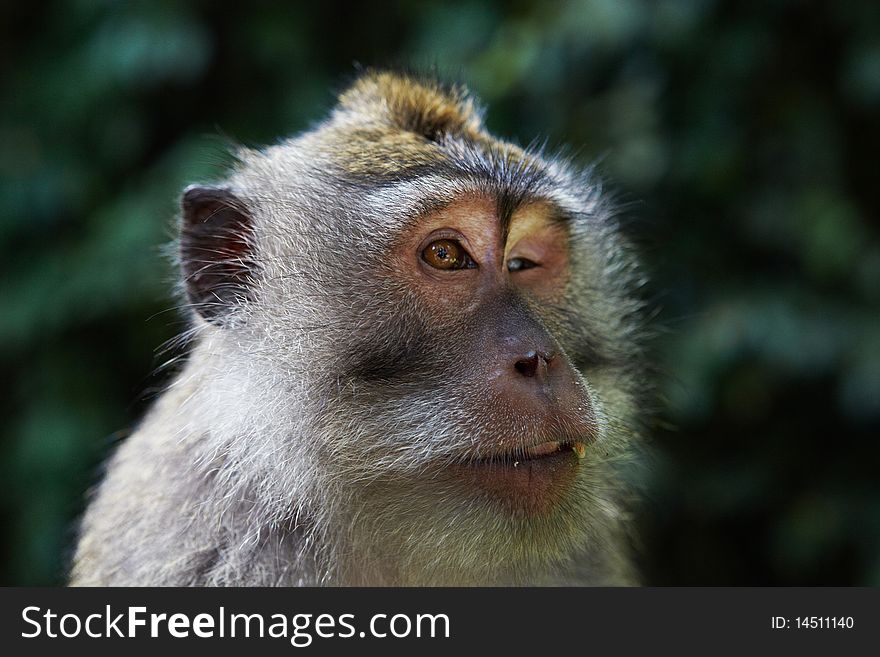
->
xmin=180 ymin=185 xmax=255 ymax=324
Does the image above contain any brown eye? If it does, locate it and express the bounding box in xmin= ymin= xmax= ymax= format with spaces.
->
xmin=422 ymin=239 xmax=475 ymax=270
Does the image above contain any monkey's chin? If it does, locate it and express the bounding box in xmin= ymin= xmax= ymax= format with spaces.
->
xmin=448 ymin=442 xmax=585 ymax=516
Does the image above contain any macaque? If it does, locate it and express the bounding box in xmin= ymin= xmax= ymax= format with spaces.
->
xmin=71 ymin=71 xmax=646 ymax=586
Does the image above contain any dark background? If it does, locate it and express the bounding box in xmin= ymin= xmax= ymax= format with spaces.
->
xmin=1 ymin=0 xmax=878 ymax=586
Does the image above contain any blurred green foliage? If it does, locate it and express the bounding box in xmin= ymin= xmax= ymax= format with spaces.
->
xmin=1 ymin=0 xmax=878 ymax=585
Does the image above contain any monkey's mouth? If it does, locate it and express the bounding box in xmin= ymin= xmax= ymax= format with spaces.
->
xmin=448 ymin=440 xmax=588 ymax=515
xmin=470 ymin=439 xmax=588 ymax=465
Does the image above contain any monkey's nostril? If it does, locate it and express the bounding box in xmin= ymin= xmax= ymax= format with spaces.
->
xmin=514 ymin=352 xmax=540 ymax=378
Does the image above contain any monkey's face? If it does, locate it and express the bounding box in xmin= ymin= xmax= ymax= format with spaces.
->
xmin=371 ymin=196 xmax=598 ymax=516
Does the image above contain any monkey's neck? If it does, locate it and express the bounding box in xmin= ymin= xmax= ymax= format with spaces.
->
xmin=129 ymin=348 xmax=326 ymax=584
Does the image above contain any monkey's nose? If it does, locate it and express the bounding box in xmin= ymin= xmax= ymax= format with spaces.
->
xmin=513 ymin=350 xmax=554 ymax=380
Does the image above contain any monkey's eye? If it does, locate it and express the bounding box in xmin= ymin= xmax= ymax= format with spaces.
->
xmin=507 ymin=257 xmax=539 ymax=272
xmin=422 ymin=239 xmax=475 ymax=270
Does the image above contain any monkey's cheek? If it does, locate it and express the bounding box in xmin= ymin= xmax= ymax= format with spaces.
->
xmin=446 ymin=449 xmax=581 ymax=517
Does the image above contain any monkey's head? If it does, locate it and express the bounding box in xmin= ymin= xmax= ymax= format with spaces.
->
xmin=178 ymin=71 xmax=645 ymax=584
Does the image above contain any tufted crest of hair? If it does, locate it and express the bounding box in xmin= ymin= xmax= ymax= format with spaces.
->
xmin=334 ymin=71 xmax=485 ymax=140
xmin=70 ymin=70 xmax=647 ymax=587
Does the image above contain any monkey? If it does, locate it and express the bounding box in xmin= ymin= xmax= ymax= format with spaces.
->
xmin=70 ymin=70 xmax=647 ymax=586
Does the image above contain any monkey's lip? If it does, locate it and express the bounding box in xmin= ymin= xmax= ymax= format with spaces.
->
xmin=468 ymin=439 xmax=588 ymax=464
xmin=447 ymin=440 xmax=588 ymax=515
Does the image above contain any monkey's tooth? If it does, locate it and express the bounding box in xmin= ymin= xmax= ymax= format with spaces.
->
xmin=572 ymin=442 xmax=587 ymax=460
